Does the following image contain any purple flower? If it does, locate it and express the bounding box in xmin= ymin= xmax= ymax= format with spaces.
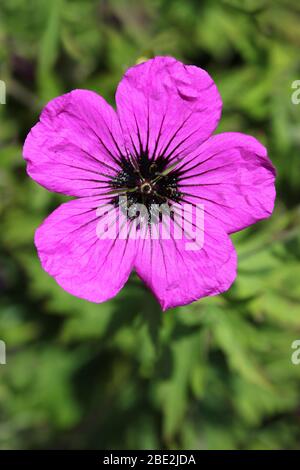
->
xmin=23 ymin=56 xmax=276 ymax=310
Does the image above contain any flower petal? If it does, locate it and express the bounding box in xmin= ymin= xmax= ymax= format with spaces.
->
xmin=116 ymin=56 xmax=222 ymax=162
xmin=35 ymin=197 xmax=136 ymax=302
xmin=23 ymin=90 xmax=126 ymax=197
xmin=178 ymin=132 xmax=276 ymax=234
xmin=134 ymin=211 xmax=237 ymax=310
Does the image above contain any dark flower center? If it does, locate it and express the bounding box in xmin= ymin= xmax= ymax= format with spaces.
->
xmin=109 ymin=152 xmax=182 ymax=221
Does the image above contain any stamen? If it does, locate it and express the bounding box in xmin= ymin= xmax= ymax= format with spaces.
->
xmin=108 ymin=152 xmax=182 ymax=223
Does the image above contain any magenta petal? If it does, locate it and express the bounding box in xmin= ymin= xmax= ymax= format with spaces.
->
xmin=23 ymin=90 xmax=126 ymax=197
xmin=23 ymin=57 xmax=277 ymax=310
xmin=35 ymin=198 xmax=136 ymax=302
xmin=116 ymin=56 xmax=222 ymax=161
xmin=179 ymin=132 xmax=276 ymax=234
xmin=134 ymin=214 xmax=237 ymax=310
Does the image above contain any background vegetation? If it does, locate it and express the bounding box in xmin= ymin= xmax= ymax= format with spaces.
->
xmin=0 ymin=0 xmax=300 ymax=450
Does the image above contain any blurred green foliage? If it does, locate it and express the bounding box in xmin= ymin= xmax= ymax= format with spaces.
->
xmin=1 ymin=0 xmax=300 ymax=450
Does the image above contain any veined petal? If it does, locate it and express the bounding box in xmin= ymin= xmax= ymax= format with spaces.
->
xmin=35 ymin=197 xmax=136 ymax=302
xmin=178 ymin=132 xmax=276 ymax=234
xmin=116 ymin=56 xmax=222 ymax=163
xmin=23 ymin=90 xmax=126 ymax=197
xmin=134 ymin=210 xmax=237 ymax=310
